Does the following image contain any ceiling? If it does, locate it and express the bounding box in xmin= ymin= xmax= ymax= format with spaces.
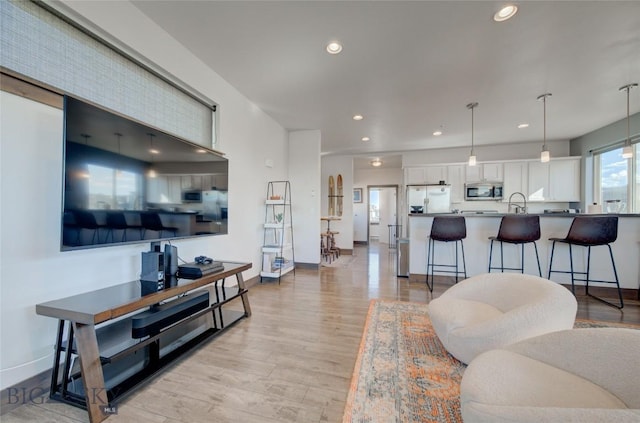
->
xmin=131 ymin=1 xmax=640 ymax=169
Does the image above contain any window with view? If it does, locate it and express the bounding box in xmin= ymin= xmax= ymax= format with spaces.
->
xmin=88 ymin=164 xmax=143 ymax=210
xmin=594 ymin=144 xmax=639 ymax=213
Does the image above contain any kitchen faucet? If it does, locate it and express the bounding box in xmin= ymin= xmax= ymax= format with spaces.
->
xmin=508 ymin=192 xmax=527 ymax=214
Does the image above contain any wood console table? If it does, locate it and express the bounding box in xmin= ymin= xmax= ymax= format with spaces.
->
xmin=36 ymin=261 xmax=252 ymax=423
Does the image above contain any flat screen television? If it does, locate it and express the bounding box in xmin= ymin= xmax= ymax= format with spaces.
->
xmin=61 ymin=96 xmax=228 ymax=251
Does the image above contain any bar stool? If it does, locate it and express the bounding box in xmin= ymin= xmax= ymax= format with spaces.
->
xmin=105 ymin=212 xmax=143 ymax=242
xmin=488 ymin=215 xmax=541 ymax=276
xmin=426 ymin=216 xmax=467 ymax=292
xmin=548 ymin=216 xmax=622 ymax=309
xmin=72 ymin=210 xmax=106 ymax=245
xmin=140 ymin=212 xmax=178 ymax=238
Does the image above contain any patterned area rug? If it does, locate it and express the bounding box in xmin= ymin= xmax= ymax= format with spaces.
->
xmin=343 ymin=299 xmax=639 ymax=423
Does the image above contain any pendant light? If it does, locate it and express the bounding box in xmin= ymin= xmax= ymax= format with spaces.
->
xmin=467 ymin=102 xmax=478 ymax=166
xmin=620 ymin=83 xmax=638 ymax=159
xmin=537 ymin=93 xmax=552 ymax=163
xmin=147 ymin=133 xmax=157 ymax=178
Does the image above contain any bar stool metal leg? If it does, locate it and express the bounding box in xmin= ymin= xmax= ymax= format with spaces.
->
xmin=585 ymin=245 xmax=624 ymax=309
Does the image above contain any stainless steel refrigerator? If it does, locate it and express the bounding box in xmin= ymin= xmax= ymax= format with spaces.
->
xmin=202 ymin=190 xmax=228 ymax=233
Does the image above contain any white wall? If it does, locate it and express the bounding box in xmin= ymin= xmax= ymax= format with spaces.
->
xmin=321 ymin=156 xmax=353 ymax=250
xmin=402 ymin=140 xmax=571 ymax=166
xmin=1 ymin=0 xmax=291 ymax=389
xmin=353 ymin=167 xmax=402 ymax=242
xmin=289 ymin=130 xmax=321 ymax=264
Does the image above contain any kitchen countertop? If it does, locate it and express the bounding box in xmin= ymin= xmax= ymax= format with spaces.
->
xmin=409 ymin=212 xmax=640 ymax=218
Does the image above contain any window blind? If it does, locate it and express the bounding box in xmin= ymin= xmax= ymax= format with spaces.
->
xmin=0 ymin=0 xmax=215 ymax=147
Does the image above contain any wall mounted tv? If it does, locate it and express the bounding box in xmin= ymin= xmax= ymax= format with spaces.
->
xmin=61 ymin=95 xmax=228 ymax=251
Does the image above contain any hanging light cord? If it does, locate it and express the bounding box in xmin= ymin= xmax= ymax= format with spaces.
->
xmin=543 ymin=95 xmax=546 ymax=149
xmin=467 ymin=102 xmax=478 ymax=154
xmin=620 ymin=83 xmax=638 ymax=155
xmin=537 ymin=93 xmax=552 ymax=149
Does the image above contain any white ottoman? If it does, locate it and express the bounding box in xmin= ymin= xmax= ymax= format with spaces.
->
xmin=460 ymin=328 xmax=640 ymax=423
xmin=428 ymin=273 xmax=577 ymax=364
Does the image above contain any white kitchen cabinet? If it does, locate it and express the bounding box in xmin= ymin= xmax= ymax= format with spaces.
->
xmin=406 ymin=166 xmax=451 ymax=184
xmin=447 ymin=165 xmax=465 ymax=203
xmin=212 ymin=173 xmax=228 ymax=190
xmin=167 ymin=176 xmax=182 ymax=203
xmin=549 ymin=159 xmax=580 ymax=201
xmin=465 ymin=165 xmax=482 ymax=183
xmin=425 ymin=166 xmax=447 ymax=184
xmin=405 ymin=167 xmax=427 ymax=184
xmin=503 ymin=162 xmax=528 ymax=202
xmin=465 ymin=163 xmax=503 ymax=183
xmin=483 ymin=163 xmax=503 ymax=181
xmin=527 ymin=161 xmax=550 ymax=201
xmin=528 ymin=158 xmax=580 ymax=202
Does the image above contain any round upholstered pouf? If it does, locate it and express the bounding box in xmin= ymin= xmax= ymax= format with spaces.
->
xmin=460 ymin=328 xmax=640 ymax=423
xmin=428 ymin=273 xmax=577 ymax=365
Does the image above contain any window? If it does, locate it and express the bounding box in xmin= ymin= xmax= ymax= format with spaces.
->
xmin=88 ymin=164 xmax=143 ymax=210
xmin=594 ymin=145 xmax=639 ymax=213
xmin=369 ymin=189 xmax=380 ymax=224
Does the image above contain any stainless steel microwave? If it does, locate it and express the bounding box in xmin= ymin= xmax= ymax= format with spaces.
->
xmin=182 ymin=190 xmax=202 ymax=203
xmin=465 ymin=182 xmax=503 ymax=201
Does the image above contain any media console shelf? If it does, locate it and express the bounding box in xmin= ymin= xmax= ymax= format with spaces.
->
xmin=36 ymin=261 xmax=252 ymax=423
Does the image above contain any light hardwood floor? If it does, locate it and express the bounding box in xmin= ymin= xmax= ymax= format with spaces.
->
xmin=3 ymin=242 xmax=639 ymax=423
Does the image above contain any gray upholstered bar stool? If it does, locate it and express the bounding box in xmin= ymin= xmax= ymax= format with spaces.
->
xmin=488 ymin=215 xmax=542 ymax=276
xmin=426 ymin=216 xmax=467 ymax=292
xmin=548 ymin=216 xmax=622 ymax=309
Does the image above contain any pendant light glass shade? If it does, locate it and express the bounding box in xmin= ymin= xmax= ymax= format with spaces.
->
xmin=620 ymin=83 xmax=638 ymax=159
xmin=537 ymin=93 xmax=552 ymax=163
xmin=467 ymin=102 xmax=478 ymax=167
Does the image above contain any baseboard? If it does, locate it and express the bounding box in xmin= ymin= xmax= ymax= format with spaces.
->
xmin=407 ymin=273 xmax=639 ymax=300
xmin=354 ymin=241 xmax=368 ymax=245
xmin=1 ymin=367 xmax=52 ymax=415
xmin=295 ymin=262 xmax=319 ymax=270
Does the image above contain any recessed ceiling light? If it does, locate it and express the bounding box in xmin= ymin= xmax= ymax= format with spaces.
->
xmin=433 ymin=130 xmax=443 ymax=136
xmin=517 ymin=123 xmax=529 ymax=129
xmin=326 ymin=42 xmax=343 ymax=54
xmin=361 ymin=137 xmax=370 ymax=142
xmin=371 ymin=159 xmax=382 ymax=167
xmin=353 ymin=114 xmax=364 ymax=121
xmin=149 ymin=149 xmax=160 ymax=155
xmin=494 ymin=4 xmax=518 ymax=22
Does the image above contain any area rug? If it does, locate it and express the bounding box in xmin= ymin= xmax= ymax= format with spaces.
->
xmin=342 ymin=299 xmax=639 ymax=423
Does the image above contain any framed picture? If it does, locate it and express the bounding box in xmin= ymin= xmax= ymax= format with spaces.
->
xmin=353 ymin=188 xmax=363 ymax=203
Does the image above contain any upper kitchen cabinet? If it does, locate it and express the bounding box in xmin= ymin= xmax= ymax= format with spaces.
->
xmin=528 ymin=158 xmax=580 ymax=202
xmin=503 ymin=162 xmax=528 ymax=201
xmin=447 ymin=165 xmax=465 ymax=203
xmin=465 ymin=163 xmax=503 ymax=183
xmin=405 ymin=166 xmax=447 ymax=184
xmin=425 ymin=166 xmax=447 ymax=184
xmin=405 ymin=167 xmax=427 ymax=184
xmin=549 ymin=158 xmax=580 ymax=201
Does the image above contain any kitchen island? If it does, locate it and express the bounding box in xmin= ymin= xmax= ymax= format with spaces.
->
xmin=408 ymin=213 xmax=640 ymax=290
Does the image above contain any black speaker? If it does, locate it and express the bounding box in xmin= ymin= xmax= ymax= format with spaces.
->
xmin=141 ymin=251 xmax=164 ymax=282
xmin=164 ymin=245 xmax=178 ymax=277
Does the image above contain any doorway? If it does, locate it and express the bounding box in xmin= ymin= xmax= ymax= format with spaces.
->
xmin=367 ymin=185 xmax=398 ymax=245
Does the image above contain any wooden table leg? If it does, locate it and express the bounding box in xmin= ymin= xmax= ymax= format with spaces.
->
xmin=235 ymin=272 xmax=252 ymax=317
xmin=72 ymin=322 xmax=109 ymax=423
